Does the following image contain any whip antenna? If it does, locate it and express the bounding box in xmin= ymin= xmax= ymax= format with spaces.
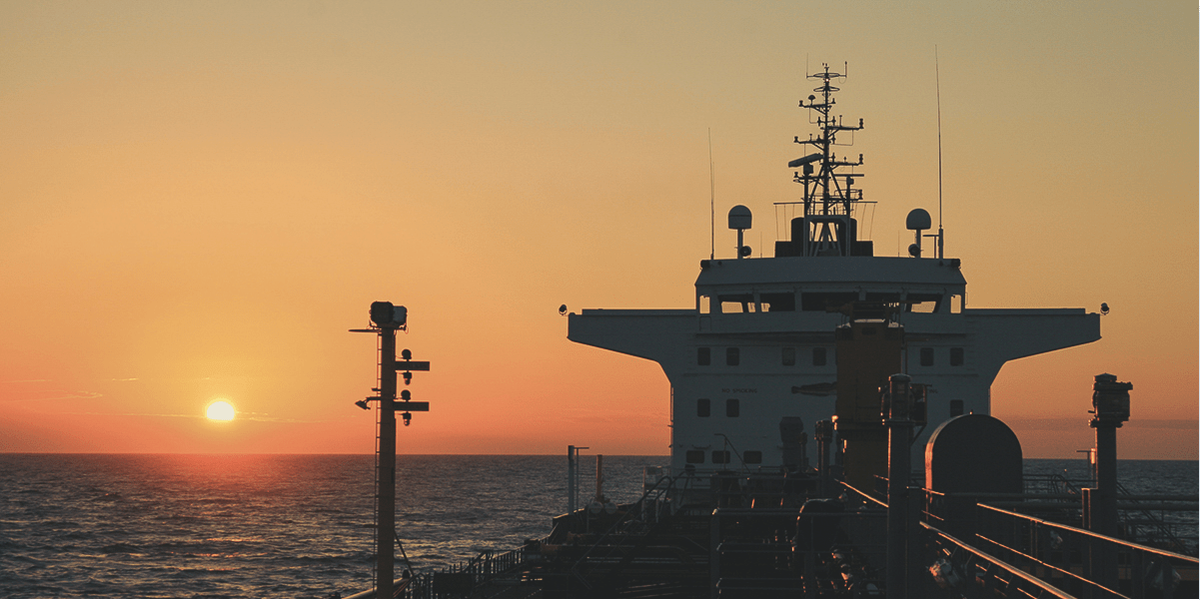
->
xmin=935 ymin=46 xmax=945 ymax=259
xmin=709 ymin=128 xmax=715 ymax=260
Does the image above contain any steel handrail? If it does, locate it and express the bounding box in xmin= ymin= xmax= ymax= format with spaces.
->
xmin=923 ymin=522 xmax=1076 ymax=599
xmin=977 ymin=503 xmax=1199 ymax=564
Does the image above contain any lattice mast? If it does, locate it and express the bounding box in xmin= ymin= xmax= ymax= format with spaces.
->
xmin=791 ymin=63 xmax=865 ymax=256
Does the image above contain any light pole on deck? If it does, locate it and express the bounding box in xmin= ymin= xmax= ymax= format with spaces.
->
xmin=883 ymin=373 xmax=927 ymax=599
xmin=352 ymin=301 xmax=430 ymax=599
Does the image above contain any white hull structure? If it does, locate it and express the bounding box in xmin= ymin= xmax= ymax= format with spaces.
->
xmin=568 ymin=67 xmax=1100 ymax=475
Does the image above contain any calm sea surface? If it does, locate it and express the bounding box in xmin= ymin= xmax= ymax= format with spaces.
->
xmin=1 ymin=454 xmax=1195 ymax=598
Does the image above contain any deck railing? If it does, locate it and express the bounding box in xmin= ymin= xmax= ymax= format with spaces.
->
xmin=972 ymin=503 xmax=1198 ymax=598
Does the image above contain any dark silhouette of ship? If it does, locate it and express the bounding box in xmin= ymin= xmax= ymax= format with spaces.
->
xmin=349 ymin=66 xmax=1198 ymax=598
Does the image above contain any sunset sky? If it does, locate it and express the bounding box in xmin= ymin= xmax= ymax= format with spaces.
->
xmin=1 ymin=1 xmax=1195 ymax=459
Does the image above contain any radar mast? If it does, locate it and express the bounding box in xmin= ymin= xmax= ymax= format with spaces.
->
xmin=783 ymin=63 xmax=870 ymax=258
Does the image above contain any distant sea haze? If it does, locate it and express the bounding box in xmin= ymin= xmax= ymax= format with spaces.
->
xmin=1 ymin=454 xmax=1194 ymax=598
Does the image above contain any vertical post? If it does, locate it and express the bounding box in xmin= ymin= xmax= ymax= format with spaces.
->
xmin=1092 ymin=426 xmax=1119 ymax=534
xmin=814 ymin=420 xmax=833 ymax=497
xmin=884 ymin=374 xmax=913 ymax=599
xmin=376 ymin=326 xmax=398 ymax=599
xmin=709 ymin=509 xmax=721 ymax=598
xmin=1085 ymin=373 xmax=1131 ymax=592
xmin=595 ymin=454 xmax=604 ymax=502
xmin=567 ymin=445 xmax=576 ymax=514
xmin=1086 ymin=374 xmax=1131 ymax=537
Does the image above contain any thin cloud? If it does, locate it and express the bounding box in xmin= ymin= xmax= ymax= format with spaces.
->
xmin=0 ymin=390 xmax=104 ymax=402
xmin=50 ymin=410 xmax=323 ymax=424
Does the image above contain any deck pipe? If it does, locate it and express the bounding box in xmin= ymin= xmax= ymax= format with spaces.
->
xmin=814 ymin=420 xmax=834 ymax=497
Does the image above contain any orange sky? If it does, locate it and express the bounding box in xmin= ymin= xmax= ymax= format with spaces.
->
xmin=1 ymin=1 xmax=1196 ymax=459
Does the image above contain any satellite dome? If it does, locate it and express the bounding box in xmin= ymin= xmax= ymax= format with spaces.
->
xmin=728 ymin=205 xmax=752 ymax=230
xmin=906 ymin=208 xmax=932 ymax=231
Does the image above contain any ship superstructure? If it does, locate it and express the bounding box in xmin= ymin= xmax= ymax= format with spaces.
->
xmin=346 ymin=67 xmax=1198 ymax=600
xmin=567 ymin=65 xmax=1100 ymax=476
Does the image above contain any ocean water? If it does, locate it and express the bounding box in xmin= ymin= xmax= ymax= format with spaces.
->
xmin=0 ymin=454 xmax=656 ymax=598
xmin=0 ymin=454 xmax=1194 ymax=598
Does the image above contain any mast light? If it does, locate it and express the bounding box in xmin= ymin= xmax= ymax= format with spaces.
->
xmin=370 ymin=301 xmax=407 ymax=329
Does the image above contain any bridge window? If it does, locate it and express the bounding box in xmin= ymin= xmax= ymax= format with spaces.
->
xmin=712 ymin=451 xmax=731 ymax=464
xmin=726 ymin=347 xmax=740 ymax=366
xmin=743 ymin=450 xmax=763 ymax=464
xmin=866 ymin=292 xmax=902 ymax=303
xmin=782 ymin=347 xmax=796 ymax=366
xmin=950 ymin=347 xmax=964 ymax=366
xmin=719 ymin=293 xmax=755 ymax=314
xmin=813 ymin=347 xmax=827 ymax=366
xmin=907 ymin=292 xmax=943 ymax=314
xmin=801 ymin=291 xmax=858 ymax=312
xmin=726 ymin=398 xmax=740 ymax=417
xmin=686 ymin=450 xmax=705 ymax=464
xmin=760 ymin=292 xmax=795 ymax=312
xmin=699 ymin=295 xmax=711 ymax=314
xmin=697 ymin=398 xmax=710 ymax=418
xmin=697 ymin=347 xmax=711 ymax=366
xmin=920 ymin=347 xmax=934 ymax=367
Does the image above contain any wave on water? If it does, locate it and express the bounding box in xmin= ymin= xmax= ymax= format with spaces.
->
xmin=0 ymin=454 xmax=1193 ymax=597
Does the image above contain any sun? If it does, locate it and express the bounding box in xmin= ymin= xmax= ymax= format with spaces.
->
xmin=205 ymin=400 xmax=236 ymax=421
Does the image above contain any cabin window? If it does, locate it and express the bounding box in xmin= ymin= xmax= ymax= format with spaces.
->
xmin=697 ymin=347 xmax=711 ymax=366
xmin=726 ymin=398 xmax=740 ymax=417
xmin=920 ymin=348 xmax=934 ymax=367
xmin=712 ymin=451 xmax=731 ymax=464
xmin=726 ymin=347 xmax=740 ymax=366
xmin=910 ymin=301 xmax=938 ymax=313
xmin=801 ymin=291 xmax=858 ymax=312
xmin=760 ymin=292 xmax=795 ymax=312
xmin=697 ymin=398 xmax=711 ymax=418
xmin=686 ymin=450 xmax=705 ymax=464
xmin=950 ymin=399 xmax=964 ymax=417
xmin=782 ymin=347 xmax=796 ymax=366
xmin=866 ymin=292 xmax=902 ymax=303
xmin=719 ymin=293 xmax=755 ymax=314
xmin=743 ymin=450 xmax=763 ymax=464
xmin=950 ymin=294 xmax=964 ymax=314
xmin=907 ymin=292 xmax=943 ymax=314
xmin=950 ymin=347 xmax=964 ymax=366
xmin=699 ymin=295 xmax=711 ymax=314
xmin=813 ymin=347 xmax=827 ymax=367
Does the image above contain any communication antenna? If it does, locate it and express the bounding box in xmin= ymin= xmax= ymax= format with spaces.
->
xmin=709 ymin=128 xmax=715 ymax=260
xmin=935 ymin=46 xmax=945 ymax=259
